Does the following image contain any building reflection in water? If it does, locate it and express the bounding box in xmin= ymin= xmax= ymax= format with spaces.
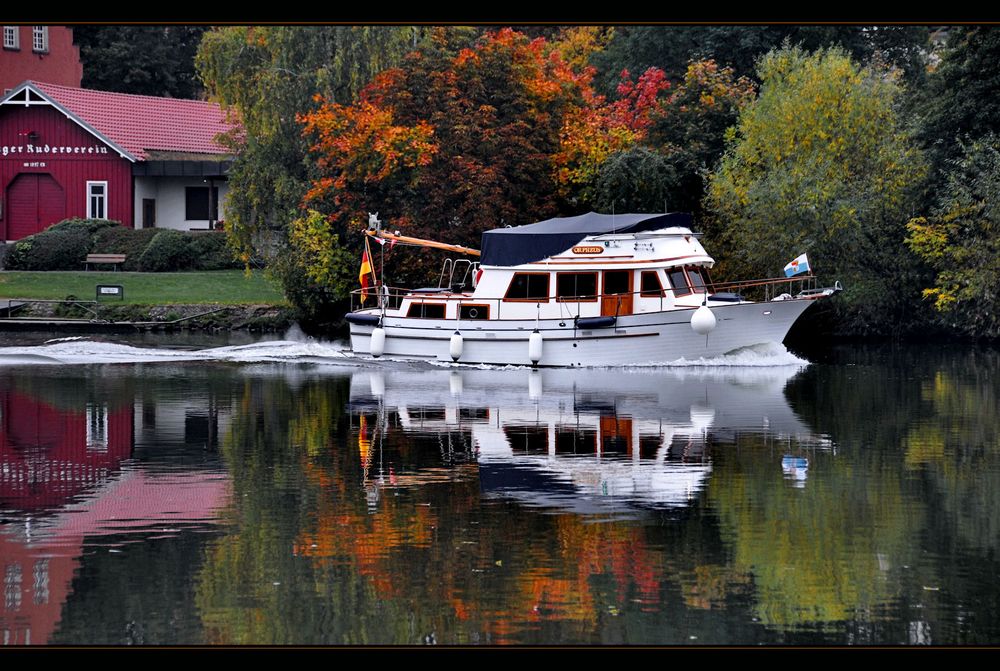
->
xmin=0 ymin=368 xmax=231 ymax=645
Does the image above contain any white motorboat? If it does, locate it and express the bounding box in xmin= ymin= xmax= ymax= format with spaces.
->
xmin=346 ymin=212 xmax=840 ymax=366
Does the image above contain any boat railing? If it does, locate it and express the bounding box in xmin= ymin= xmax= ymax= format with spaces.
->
xmin=708 ymin=275 xmax=819 ymax=302
xmin=349 ymin=274 xmax=820 ymax=317
xmin=437 ymin=258 xmax=476 ymax=292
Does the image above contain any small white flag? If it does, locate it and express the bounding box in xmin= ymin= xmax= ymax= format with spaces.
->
xmin=784 ymin=253 xmax=811 ymax=277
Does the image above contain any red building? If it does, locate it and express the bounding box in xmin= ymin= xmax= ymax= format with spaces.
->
xmin=0 ymin=26 xmax=81 ymax=94
xmin=0 ymin=80 xmax=235 ymax=242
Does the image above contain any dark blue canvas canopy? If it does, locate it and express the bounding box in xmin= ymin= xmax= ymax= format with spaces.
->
xmin=480 ymin=212 xmax=693 ymax=267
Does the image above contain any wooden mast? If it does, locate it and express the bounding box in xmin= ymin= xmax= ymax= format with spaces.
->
xmin=365 ymin=230 xmax=481 ymax=257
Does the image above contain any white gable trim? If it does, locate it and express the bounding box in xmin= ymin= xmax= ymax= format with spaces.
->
xmin=0 ymin=81 xmax=138 ymax=163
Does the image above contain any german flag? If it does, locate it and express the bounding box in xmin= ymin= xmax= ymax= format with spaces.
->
xmin=359 ymin=244 xmax=373 ymax=303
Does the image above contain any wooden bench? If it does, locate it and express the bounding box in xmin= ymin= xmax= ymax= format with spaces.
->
xmin=85 ymin=254 xmax=126 ymax=271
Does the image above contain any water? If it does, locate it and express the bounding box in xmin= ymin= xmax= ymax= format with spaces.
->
xmin=1 ymin=333 xmax=998 ymax=645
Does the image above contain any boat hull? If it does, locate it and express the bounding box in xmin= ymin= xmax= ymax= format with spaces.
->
xmin=348 ymin=299 xmax=815 ymax=366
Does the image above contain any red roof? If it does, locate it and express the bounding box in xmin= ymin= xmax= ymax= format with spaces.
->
xmin=30 ymin=81 xmax=235 ymax=161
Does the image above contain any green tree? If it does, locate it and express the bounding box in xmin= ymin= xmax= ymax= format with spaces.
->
xmin=704 ymin=46 xmax=928 ymax=335
xmin=591 ymin=26 xmax=930 ymax=95
xmin=75 ymin=26 xmax=208 ymax=99
xmin=905 ymin=136 xmax=1000 ymax=337
xmin=591 ymin=146 xmax=677 ymax=213
xmin=646 ymin=59 xmax=756 ymax=214
xmin=917 ymin=27 xmax=1000 ymax=182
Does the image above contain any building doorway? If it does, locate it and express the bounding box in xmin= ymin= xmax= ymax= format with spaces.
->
xmin=142 ymin=198 xmax=156 ymax=228
xmin=4 ymin=173 xmax=65 ymax=240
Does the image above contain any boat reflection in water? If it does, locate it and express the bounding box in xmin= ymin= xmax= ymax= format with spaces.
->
xmin=349 ymin=364 xmax=829 ymax=517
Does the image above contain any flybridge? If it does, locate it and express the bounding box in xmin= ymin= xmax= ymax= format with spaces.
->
xmin=479 ymin=212 xmax=694 ymax=266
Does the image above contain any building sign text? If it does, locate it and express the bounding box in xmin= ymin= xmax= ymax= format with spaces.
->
xmin=2 ymin=143 xmax=109 ymax=157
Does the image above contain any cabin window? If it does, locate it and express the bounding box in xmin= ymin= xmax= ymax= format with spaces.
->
xmin=687 ymin=266 xmax=708 ymax=293
xmin=504 ymin=273 xmax=550 ymax=301
xmin=406 ymin=302 xmax=446 ymax=319
xmin=555 ymin=428 xmax=598 ymax=455
xmin=556 ymin=272 xmax=597 ymax=301
xmin=505 ymin=426 xmax=549 ymax=454
xmin=603 ymin=270 xmax=631 ymax=295
xmin=640 ymin=271 xmax=664 ymax=297
xmin=459 ymin=304 xmax=490 ymax=320
xmin=459 ymin=408 xmax=489 ymax=421
xmin=667 ymin=268 xmax=692 ymax=296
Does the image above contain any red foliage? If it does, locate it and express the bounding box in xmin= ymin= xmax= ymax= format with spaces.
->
xmin=300 ymin=27 xmax=605 ymax=278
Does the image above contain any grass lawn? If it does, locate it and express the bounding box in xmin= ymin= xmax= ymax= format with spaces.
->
xmin=0 ymin=270 xmax=287 ymax=305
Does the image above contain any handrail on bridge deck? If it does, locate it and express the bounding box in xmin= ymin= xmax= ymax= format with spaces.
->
xmin=348 ymin=274 xmax=820 ymax=318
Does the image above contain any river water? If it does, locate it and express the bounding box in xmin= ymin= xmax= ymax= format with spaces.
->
xmin=0 ymin=331 xmax=998 ymax=645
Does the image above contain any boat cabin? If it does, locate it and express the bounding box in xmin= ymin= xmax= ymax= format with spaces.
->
xmin=378 ymin=212 xmax=721 ymax=322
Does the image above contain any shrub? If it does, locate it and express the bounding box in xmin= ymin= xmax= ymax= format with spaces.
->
xmin=92 ymin=226 xmax=160 ymax=271
xmin=188 ymin=232 xmax=241 ymax=270
xmin=4 ymin=227 xmax=93 ymax=270
xmin=47 ymin=218 xmax=122 ymax=235
xmin=137 ymin=230 xmax=194 ymax=272
xmin=4 ymin=217 xmax=243 ymax=272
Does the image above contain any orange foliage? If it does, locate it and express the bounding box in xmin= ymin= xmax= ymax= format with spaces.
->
xmin=554 ymin=67 xmax=671 ymax=195
xmin=298 ymin=26 xmax=607 ymax=260
xmin=300 ymin=99 xmax=438 ymax=206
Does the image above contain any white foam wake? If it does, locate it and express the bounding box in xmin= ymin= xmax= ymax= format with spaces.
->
xmin=0 ymin=339 xmax=808 ymax=369
xmin=0 ymin=339 xmax=351 ymax=366
xmin=638 ymin=342 xmax=809 ymax=368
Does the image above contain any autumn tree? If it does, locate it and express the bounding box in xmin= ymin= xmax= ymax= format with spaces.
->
xmin=196 ymin=26 xmax=425 ymax=320
xmin=554 ymin=59 xmax=754 ymax=215
xmin=906 ymin=136 xmax=1000 ymax=337
xmin=553 ymin=66 xmax=670 ymax=205
xmin=299 ymin=28 xmax=605 ymax=287
xmin=704 ymin=47 xmax=928 ymax=335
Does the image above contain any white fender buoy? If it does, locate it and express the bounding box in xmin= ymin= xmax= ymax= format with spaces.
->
xmin=449 ymin=372 xmax=464 ymax=396
xmin=370 ymin=326 xmax=386 ymax=358
xmin=690 ymin=304 xmax=716 ymax=335
xmin=369 ymin=372 xmax=385 ymax=397
xmin=450 ymin=330 xmax=464 ymax=362
xmin=528 ymin=370 xmax=542 ymax=400
xmin=689 ymin=402 xmax=716 ymax=431
xmin=528 ymin=329 xmax=543 ymax=366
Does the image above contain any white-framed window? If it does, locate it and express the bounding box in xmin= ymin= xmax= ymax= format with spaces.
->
xmin=32 ymin=26 xmax=47 ymax=53
xmin=3 ymin=26 xmax=19 ymax=50
xmin=86 ymin=403 xmax=109 ymax=452
xmin=87 ymin=181 xmax=107 ymax=219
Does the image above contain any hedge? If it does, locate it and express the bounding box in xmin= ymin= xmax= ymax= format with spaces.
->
xmin=4 ymin=219 xmax=241 ymax=272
